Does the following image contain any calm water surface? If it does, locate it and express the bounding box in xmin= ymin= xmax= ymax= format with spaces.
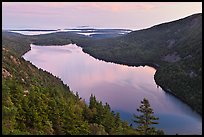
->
xmin=23 ymin=44 xmax=202 ymax=135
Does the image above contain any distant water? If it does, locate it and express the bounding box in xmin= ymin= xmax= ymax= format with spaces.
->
xmin=10 ymin=30 xmax=62 ymax=35
xmin=9 ymin=30 xmax=114 ymax=36
xmin=10 ymin=28 xmax=131 ymax=36
xmin=23 ymin=44 xmax=202 ymax=135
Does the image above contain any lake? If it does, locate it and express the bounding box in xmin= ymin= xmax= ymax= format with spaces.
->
xmin=23 ymin=44 xmax=202 ymax=135
xmin=10 ymin=29 xmax=131 ymax=37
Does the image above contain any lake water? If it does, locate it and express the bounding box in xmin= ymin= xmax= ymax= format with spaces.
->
xmin=10 ymin=29 xmax=131 ymax=36
xmin=10 ymin=30 xmax=116 ymax=36
xmin=23 ymin=44 xmax=202 ymax=135
xmin=10 ymin=30 xmax=59 ymax=35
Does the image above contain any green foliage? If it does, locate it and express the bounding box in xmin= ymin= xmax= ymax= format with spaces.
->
xmin=89 ymin=123 xmax=108 ymax=135
xmin=133 ymin=98 xmax=164 ymax=135
xmin=2 ymin=31 xmax=31 ymax=57
xmin=2 ymin=43 xmax=139 ymax=135
xmin=80 ymin=14 xmax=202 ymax=115
xmin=83 ymin=94 xmax=139 ymax=135
xmin=154 ymin=62 xmax=202 ymax=114
xmin=2 ymin=48 xmax=89 ymax=135
xmin=3 ymin=13 xmax=200 ymax=135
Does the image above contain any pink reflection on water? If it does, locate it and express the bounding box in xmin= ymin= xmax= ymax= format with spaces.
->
xmin=23 ymin=43 xmax=202 ymax=135
xmin=23 ymin=44 xmax=195 ymax=114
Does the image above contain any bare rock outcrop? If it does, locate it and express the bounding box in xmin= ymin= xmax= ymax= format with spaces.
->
xmin=2 ymin=68 xmax=12 ymax=78
xmin=161 ymin=52 xmax=181 ymax=63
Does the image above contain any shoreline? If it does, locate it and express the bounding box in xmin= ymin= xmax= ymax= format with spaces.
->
xmin=82 ymin=48 xmax=202 ymax=117
xmin=21 ymin=43 xmax=202 ymax=117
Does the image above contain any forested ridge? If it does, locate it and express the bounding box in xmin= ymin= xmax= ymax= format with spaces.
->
xmin=80 ymin=13 xmax=202 ymax=115
xmin=2 ymin=30 xmax=163 ymax=135
xmin=2 ymin=13 xmax=201 ymax=135
xmin=2 ymin=33 xmax=135 ymax=135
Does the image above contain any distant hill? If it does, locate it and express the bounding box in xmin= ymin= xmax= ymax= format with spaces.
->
xmin=2 ymin=31 xmax=31 ymax=57
xmin=81 ymin=13 xmax=202 ymax=114
xmin=8 ymin=27 xmax=132 ymax=39
xmin=9 ymin=29 xmax=57 ymax=31
xmin=2 ymin=30 xmax=140 ymax=135
xmin=3 ymin=14 xmax=201 ymax=115
xmin=2 ymin=13 xmax=201 ymax=134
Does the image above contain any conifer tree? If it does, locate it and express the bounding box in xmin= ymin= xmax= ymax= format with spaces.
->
xmin=133 ymin=98 xmax=162 ymax=135
xmin=89 ymin=94 xmax=97 ymax=109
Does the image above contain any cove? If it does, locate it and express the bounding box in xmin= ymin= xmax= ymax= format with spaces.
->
xmin=22 ymin=44 xmax=202 ymax=135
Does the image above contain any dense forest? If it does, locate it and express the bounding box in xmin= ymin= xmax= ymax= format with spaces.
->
xmin=80 ymin=13 xmax=202 ymax=115
xmin=8 ymin=13 xmax=201 ymax=115
xmin=2 ymin=13 xmax=201 ymax=135
xmin=2 ymin=30 xmax=163 ymax=134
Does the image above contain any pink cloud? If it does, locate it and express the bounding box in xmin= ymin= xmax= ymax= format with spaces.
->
xmin=2 ymin=2 xmax=197 ymax=14
xmin=46 ymin=2 xmax=67 ymax=8
xmin=76 ymin=2 xmax=157 ymax=12
xmin=3 ymin=2 xmax=71 ymax=17
xmin=2 ymin=2 xmax=168 ymax=16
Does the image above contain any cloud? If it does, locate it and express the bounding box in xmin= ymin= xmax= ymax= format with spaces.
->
xmin=3 ymin=2 xmax=71 ymax=17
xmin=3 ymin=2 xmax=202 ymax=29
xmin=3 ymin=2 xmax=157 ymax=14
xmin=76 ymin=2 xmax=157 ymax=12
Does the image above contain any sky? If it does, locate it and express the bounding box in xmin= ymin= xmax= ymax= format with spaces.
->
xmin=2 ymin=2 xmax=202 ymax=30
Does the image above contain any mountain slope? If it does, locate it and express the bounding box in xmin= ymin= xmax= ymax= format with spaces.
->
xmin=2 ymin=13 xmax=201 ymax=134
xmin=2 ymin=31 xmax=31 ymax=57
xmin=5 ymin=13 xmax=201 ymax=115
xmin=4 ymin=14 xmax=201 ymax=115
xmin=81 ymin=13 xmax=202 ymax=114
xmin=2 ymin=33 xmax=141 ymax=135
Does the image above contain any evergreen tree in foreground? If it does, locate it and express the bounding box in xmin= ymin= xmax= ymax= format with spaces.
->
xmin=133 ymin=98 xmax=164 ymax=135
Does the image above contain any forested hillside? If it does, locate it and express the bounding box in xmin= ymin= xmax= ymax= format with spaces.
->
xmin=2 ymin=31 xmax=31 ymax=57
xmin=3 ymin=32 xmax=156 ymax=135
xmin=3 ymin=14 xmax=201 ymax=115
xmin=81 ymin=13 xmax=202 ymax=114
xmin=2 ymin=13 xmax=201 ymax=135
